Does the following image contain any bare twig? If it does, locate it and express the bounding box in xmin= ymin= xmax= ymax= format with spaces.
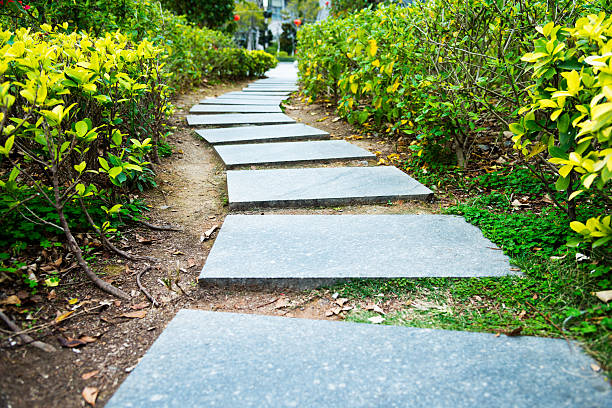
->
xmin=0 ymin=310 xmax=56 ymax=353
xmin=525 ymin=301 xmax=572 ymax=347
xmin=137 ymin=266 xmax=160 ymax=307
xmin=79 ymin=199 xmax=158 ymax=262
xmin=124 ymin=213 xmax=182 ymax=231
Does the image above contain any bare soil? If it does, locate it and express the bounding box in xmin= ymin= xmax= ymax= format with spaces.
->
xmin=0 ymin=83 xmax=436 ymax=407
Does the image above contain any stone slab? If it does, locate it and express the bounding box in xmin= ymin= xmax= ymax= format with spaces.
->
xmin=195 ymin=123 xmax=329 ymax=145
xmin=223 ymin=91 xmax=292 ymax=97
xmin=253 ymin=80 xmax=296 ymax=85
xmin=199 ymin=214 xmax=516 ymax=287
xmin=216 ymin=94 xmax=287 ymax=101
xmin=106 ymin=310 xmax=611 ymax=408
xmin=227 ymin=166 xmax=433 ymax=209
xmin=214 ymin=140 xmax=374 ymax=168
xmin=199 ymin=98 xmax=283 ymax=105
xmin=186 ymin=113 xmax=294 ymax=127
xmin=189 ymin=104 xmax=282 ymax=114
xmin=243 ymin=87 xmax=298 ymax=92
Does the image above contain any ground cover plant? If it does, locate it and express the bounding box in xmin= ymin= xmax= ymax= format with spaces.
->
xmin=298 ymin=1 xmax=611 ymax=372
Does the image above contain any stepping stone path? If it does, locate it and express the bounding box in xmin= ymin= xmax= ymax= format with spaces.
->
xmin=108 ymin=63 xmax=611 ymax=406
xmin=189 ymin=104 xmax=282 ymax=114
xmin=227 ymin=166 xmax=432 ymax=209
xmin=214 ymin=140 xmax=375 ymax=168
xmin=217 ymin=92 xmax=290 ymax=102
xmin=195 ymin=123 xmax=328 ymax=145
xmin=199 ymin=214 xmax=517 ymax=288
xmin=107 ymin=310 xmax=611 ymax=408
xmin=199 ymin=97 xmax=284 ymax=105
xmin=186 ymin=113 xmax=294 ymax=127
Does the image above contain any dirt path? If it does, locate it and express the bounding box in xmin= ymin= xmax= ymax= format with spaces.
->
xmin=0 ymin=81 xmax=436 ymax=408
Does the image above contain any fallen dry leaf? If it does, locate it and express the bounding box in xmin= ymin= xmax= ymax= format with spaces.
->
xmin=53 ymin=256 xmax=63 ymax=267
xmin=135 ymin=234 xmax=153 ymax=244
xmin=82 ymin=386 xmax=99 ymax=406
xmin=47 ymin=290 xmax=56 ymax=300
xmin=200 ymin=225 xmax=218 ymax=242
xmin=591 ymin=363 xmax=601 ymax=372
xmin=368 ymin=316 xmax=385 ymax=324
xmin=82 ymin=370 xmax=99 ymax=380
xmin=503 ymin=327 xmax=523 ymax=337
xmin=324 ymin=310 xmax=334 ymax=317
xmin=595 ymin=290 xmax=612 ymax=303
xmin=0 ymin=295 xmax=21 ymax=305
xmin=80 ymin=336 xmax=97 ymax=343
xmin=366 ymin=304 xmax=385 ymax=315
xmin=121 ymin=310 xmax=147 ymax=319
xmin=58 ymin=337 xmax=87 ymax=348
xmin=331 ymin=307 xmax=342 ymax=315
xmin=131 ymin=302 xmax=149 ymax=310
xmin=55 ymin=310 xmax=74 ymax=323
xmin=335 ymin=298 xmax=349 ymax=306
xmin=187 ymin=258 xmax=197 ymax=269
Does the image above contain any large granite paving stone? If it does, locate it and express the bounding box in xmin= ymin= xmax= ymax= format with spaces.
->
xmin=189 ymin=104 xmax=282 ymax=114
xmin=243 ymin=86 xmax=299 ymax=92
xmin=195 ymin=123 xmax=329 ymax=145
xmin=199 ymin=98 xmax=283 ymax=105
xmin=222 ymin=91 xmax=292 ymax=97
xmin=216 ymin=94 xmax=287 ymax=101
xmin=252 ymin=81 xmax=296 ymax=86
xmin=106 ymin=310 xmax=611 ymax=408
xmin=186 ymin=113 xmax=294 ymax=127
xmin=214 ymin=140 xmax=374 ymax=168
xmin=199 ymin=214 xmax=515 ymax=287
xmin=227 ymin=166 xmax=432 ymax=209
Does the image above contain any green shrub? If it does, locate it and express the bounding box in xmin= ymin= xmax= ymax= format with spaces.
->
xmin=299 ymin=1 xmax=608 ymax=252
xmin=160 ymin=0 xmax=234 ymax=29
xmin=510 ymin=14 xmax=612 ymax=249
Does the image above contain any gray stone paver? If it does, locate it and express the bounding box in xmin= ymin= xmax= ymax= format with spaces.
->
xmin=216 ymin=94 xmax=287 ymax=101
xmin=222 ymin=91 xmax=291 ymax=97
xmin=195 ymin=123 xmax=328 ymax=145
xmin=243 ymin=86 xmax=298 ymax=92
xmin=227 ymin=165 xmax=432 ymax=208
xmin=199 ymin=214 xmax=516 ymax=287
xmin=214 ymin=140 xmax=374 ymax=168
xmin=189 ymin=104 xmax=282 ymax=114
xmin=105 ymin=310 xmax=612 ymax=408
xmin=198 ymin=98 xmax=284 ymax=105
xmin=186 ymin=113 xmax=294 ymax=127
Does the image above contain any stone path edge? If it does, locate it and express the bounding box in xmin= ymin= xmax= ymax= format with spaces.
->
xmin=228 ymin=193 xmax=433 ymax=210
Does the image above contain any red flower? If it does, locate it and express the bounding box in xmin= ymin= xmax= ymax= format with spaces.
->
xmin=233 ymin=14 xmax=240 ymax=21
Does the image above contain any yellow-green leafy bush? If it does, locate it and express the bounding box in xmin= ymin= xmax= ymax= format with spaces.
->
xmin=0 ymin=25 xmax=175 ymax=298
xmin=511 ymin=14 xmax=611 ymax=249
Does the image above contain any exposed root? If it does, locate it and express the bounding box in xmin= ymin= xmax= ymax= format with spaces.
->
xmin=137 ymin=266 xmax=160 ymax=307
xmin=0 ymin=311 xmax=56 ymax=353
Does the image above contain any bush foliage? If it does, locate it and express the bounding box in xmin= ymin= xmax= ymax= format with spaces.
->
xmin=0 ymin=2 xmax=277 ymax=297
xmin=297 ymin=1 xmax=609 ymax=251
